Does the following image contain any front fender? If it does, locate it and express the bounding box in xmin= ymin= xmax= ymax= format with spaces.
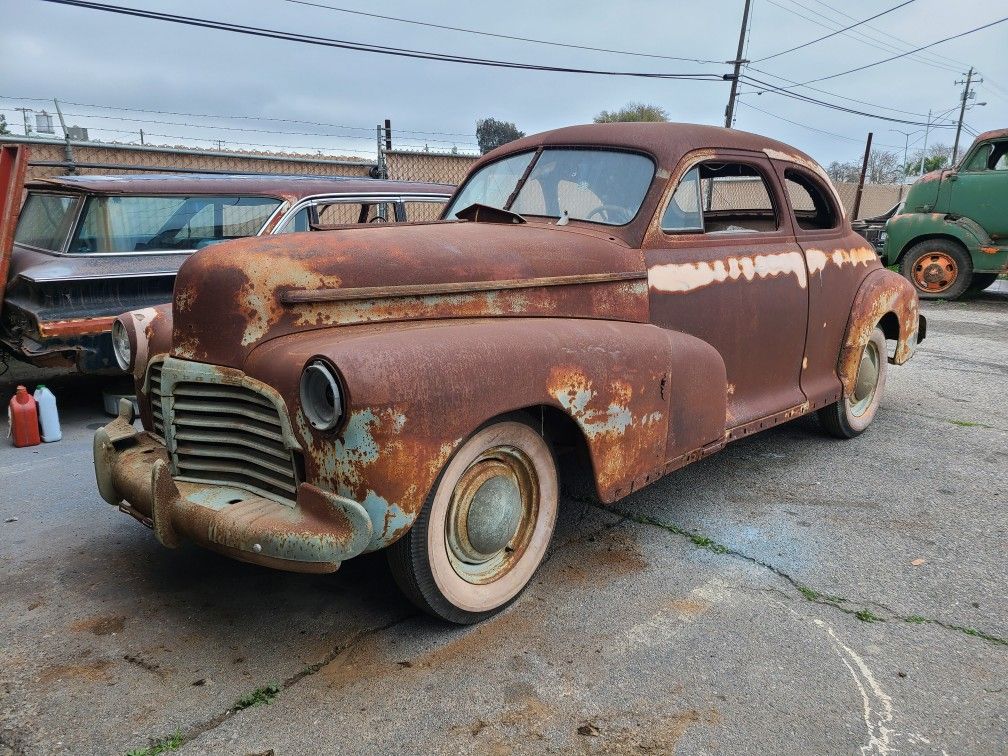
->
xmin=883 ymin=212 xmax=990 ymax=265
xmin=244 ymin=318 xmax=726 ymax=550
xmin=839 ymin=269 xmax=923 ymax=399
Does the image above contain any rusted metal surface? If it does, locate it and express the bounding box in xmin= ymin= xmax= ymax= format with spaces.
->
xmin=838 ymin=269 xmax=922 ymax=396
xmin=98 ymin=122 xmax=923 ymax=578
xmin=2 ymin=173 xmax=453 ymax=372
xmin=0 ymin=144 xmax=29 ymax=311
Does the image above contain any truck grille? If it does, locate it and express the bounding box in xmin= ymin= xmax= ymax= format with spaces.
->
xmin=147 ymin=359 xmax=300 ymax=504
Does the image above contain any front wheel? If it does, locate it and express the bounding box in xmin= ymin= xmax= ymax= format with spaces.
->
xmin=819 ymin=327 xmax=888 ymax=439
xmin=900 ymin=239 xmax=972 ymax=299
xmin=387 ymin=419 xmax=558 ymax=624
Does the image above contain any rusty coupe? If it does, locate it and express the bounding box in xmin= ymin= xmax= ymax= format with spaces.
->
xmin=95 ymin=124 xmax=925 ymax=623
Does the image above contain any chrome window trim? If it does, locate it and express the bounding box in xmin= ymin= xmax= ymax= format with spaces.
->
xmin=270 ymin=192 xmax=451 ymax=234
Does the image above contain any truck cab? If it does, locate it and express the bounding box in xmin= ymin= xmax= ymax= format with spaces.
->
xmin=882 ymin=128 xmax=1008 ymax=299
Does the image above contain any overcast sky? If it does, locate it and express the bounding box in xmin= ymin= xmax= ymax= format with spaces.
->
xmin=2 ymin=0 xmax=1006 ymax=167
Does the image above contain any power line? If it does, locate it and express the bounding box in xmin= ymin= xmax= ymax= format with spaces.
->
xmin=0 ymin=95 xmax=477 ymax=139
xmin=797 ymin=16 xmax=1008 ymax=85
xmin=762 ymin=0 xmax=961 ymax=74
xmin=800 ymin=0 xmax=969 ymax=71
xmin=741 ymin=66 xmax=934 ymax=118
xmin=755 ymin=0 xmax=917 ymax=63
xmin=278 ymin=0 xmax=725 ymax=65
xmin=0 ymin=107 xmax=480 ymax=147
xmin=37 ymin=0 xmax=725 ymax=81
xmin=737 ymin=99 xmax=902 ymax=148
xmin=739 ymin=74 xmax=962 ymax=127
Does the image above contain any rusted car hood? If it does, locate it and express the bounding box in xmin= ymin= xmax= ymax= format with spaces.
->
xmin=171 ymin=221 xmax=650 ymax=367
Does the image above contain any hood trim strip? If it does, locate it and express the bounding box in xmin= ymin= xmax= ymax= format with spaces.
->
xmin=280 ymin=270 xmax=647 ymax=305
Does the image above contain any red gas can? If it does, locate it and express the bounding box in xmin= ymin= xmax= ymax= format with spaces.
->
xmin=8 ymin=385 xmax=41 ymax=447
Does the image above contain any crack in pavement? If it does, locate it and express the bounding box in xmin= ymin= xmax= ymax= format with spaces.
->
xmin=128 ymin=612 xmax=418 ymax=755
xmin=590 ymin=501 xmax=1007 ymax=648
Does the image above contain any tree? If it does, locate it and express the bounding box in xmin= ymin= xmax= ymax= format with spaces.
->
xmin=593 ymin=102 xmax=669 ymax=123
xmin=906 ymin=143 xmax=952 ymax=175
xmin=0 ymin=114 xmax=9 ymax=136
xmin=476 ymin=118 xmax=525 ymax=155
xmin=827 ymin=149 xmax=902 ymax=184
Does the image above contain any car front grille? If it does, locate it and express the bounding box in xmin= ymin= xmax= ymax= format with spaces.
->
xmin=147 ymin=359 xmax=300 ymax=504
xmin=147 ymin=360 xmax=165 ymax=441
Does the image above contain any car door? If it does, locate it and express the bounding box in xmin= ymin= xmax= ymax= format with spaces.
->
xmin=774 ymin=163 xmax=859 ymax=408
xmin=643 ymin=150 xmax=809 ymax=432
xmin=948 ymin=138 xmax=1008 ymax=238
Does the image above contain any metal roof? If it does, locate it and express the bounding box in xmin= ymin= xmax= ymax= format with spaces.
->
xmin=27 ymin=173 xmax=455 ymax=198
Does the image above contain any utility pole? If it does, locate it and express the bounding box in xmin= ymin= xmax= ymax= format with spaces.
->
xmin=723 ymin=0 xmax=752 ymax=129
xmin=851 ymin=132 xmax=873 ymax=220
xmin=890 ymin=128 xmax=915 ymax=199
xmin=918 ymin=109 xmax=932 ymax=176
xmin=52 ymin=98 xmax=76 ymax=174
xmin=14 ymin=107 xmax=32 ymax=136
xmin=952 ymin=67 xmax=981 ymax=164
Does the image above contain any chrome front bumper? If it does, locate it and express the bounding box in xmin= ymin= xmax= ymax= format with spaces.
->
xmin=93 ymin=399 xmax=373 ymax=573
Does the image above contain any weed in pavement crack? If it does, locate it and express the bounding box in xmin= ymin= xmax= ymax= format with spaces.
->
xmin=593 ymin=501 xmax=1007 ymax=647
xmin=125 ymin=612 xmax=417 ymax=755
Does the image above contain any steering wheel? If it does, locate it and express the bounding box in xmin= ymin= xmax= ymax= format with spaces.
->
xmin=585 ymin=204 xmax=632 ymax=224
xmin=368 ymin=215 xmax=389 ymax=223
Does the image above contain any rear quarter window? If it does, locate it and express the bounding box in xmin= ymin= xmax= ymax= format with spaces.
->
xmin=14 ymin=193 xmax=81 ymax=250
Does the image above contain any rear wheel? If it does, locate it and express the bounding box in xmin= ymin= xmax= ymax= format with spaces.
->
xmin=819 ymin=328 xmax=888 ymax=439
xmin=900 ymin=239 xmax=972 ymax=300
xmin=387 ymin=419 xmax=558 ymax=624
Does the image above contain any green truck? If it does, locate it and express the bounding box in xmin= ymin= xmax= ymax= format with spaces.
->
xmin=882 ymin=128 xmax=1007 ymax=299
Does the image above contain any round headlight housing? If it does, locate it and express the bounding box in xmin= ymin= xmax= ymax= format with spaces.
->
xmin=111 ymin=319 xmax=132 ymax=371
xmin=300 ymin=360 xmax=343 ymax=432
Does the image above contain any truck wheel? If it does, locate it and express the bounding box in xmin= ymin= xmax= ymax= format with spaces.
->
xmin=900 ymin=239 xmax=972 ymax=299
xmin=818 ymin=327 xmax=888 ymax=439
xmin=387 ymin=419 xmax=558 ymax=624
xmin=968 ymin=273 xmax=998 ymax=292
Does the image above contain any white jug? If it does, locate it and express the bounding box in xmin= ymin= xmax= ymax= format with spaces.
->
xmin=33 ymin=385 xmax=61 ymax=443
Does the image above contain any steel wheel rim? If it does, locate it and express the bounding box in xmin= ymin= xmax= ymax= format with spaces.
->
xmin=444 ymin=446 xmax=539 ymax=585
xmin=850 ymin=339 xmax=881 ymax=417
xmin=912 ymin=251 xmax=957 ymax=293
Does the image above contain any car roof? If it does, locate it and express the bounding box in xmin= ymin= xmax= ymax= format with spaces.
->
xmin=477 ymin=122 xmax=823 ymax=173
xmin=26 ymin=173 xmax=455 ymax=199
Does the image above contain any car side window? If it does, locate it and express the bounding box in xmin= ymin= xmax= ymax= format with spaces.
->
xmin=661 ymin=167 xmax=703 ymax=232
xmin=662 ymin=162 xmax=778 ymax=234
xmin=403 ymin=199 xmax=448 ymax=222
xmin=963 ymin=141 xmax=1008 ymax=171
xmin=784 ymin=169 xmax=839 ymax=231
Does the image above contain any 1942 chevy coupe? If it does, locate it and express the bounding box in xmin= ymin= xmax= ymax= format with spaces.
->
xmin=94 ymin=123 xmax=925 ymax=623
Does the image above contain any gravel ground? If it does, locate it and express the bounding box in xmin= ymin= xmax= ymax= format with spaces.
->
xmin=1 ymin=285 xmax=1005 ymax=756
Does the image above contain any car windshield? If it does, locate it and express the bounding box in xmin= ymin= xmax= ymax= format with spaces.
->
xmin=65 ymin=195 xmax=283 ymax=254
xmin=446 ymin=148 xmax=655 ymax=226
xmin=14 ymin=193 xmax=82 ymax=250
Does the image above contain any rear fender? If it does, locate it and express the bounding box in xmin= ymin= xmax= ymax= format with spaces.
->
xmin=244 ymin=318 xmax=726 ymax=549
xmin=839 ymin=269 xmax=922 ymax=398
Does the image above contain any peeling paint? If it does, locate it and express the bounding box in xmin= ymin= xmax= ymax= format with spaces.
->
xmin=648 ymin=250 xmax=808 ymax=293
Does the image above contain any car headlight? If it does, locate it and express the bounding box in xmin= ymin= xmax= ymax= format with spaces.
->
xmin=111 ymin=319 xmax=132 ymax=371
xmin=878 ymin=231 xmax=887 ymax=243
xmin=299 ymin=360 xmax=344 ymax=431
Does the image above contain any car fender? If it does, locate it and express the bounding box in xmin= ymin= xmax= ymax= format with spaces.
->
xmin=244 ymin=318 xmax=727 ymax=550
xmin=883 ymin=212 xmax=991 ymax=265
xmin=838 ymin=269 xmax=922 ymax=399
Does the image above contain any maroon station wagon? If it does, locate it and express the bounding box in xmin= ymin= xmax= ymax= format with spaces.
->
xmin=0 ymin=173 xmax=452 ymax=372
xmin=95 ymin=124 xmax=924 ymax=623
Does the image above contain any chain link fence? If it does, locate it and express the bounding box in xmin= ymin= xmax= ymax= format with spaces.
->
xmin=382 ymin=149 xmax=479 ymax=187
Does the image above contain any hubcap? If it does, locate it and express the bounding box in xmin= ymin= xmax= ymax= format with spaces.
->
xmin=850 ymin=340 xmax=881 ymax=417
xmin=912 ymin=252 xmax=957 ymax=293
xmin=445 ymin=447 xmax=539 ymax=585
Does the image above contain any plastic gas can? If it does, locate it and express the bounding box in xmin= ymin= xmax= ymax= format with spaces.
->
xmin=34 ymin=385 xmax=61 ymax=442
xmin=8 ymin=386 xmax=41 ymax=447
